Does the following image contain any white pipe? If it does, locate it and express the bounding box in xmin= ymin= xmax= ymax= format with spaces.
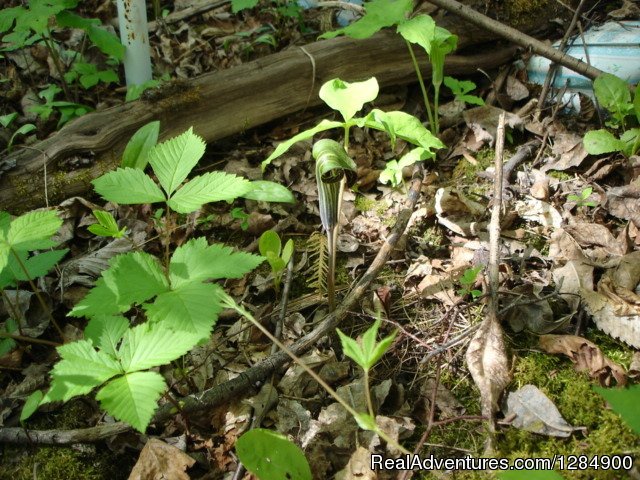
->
xmin=116 ymin=0 xmax=153 ymax=86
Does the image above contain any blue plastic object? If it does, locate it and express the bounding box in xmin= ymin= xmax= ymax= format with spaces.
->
xmin=528 ymin=21 xmax=640 ymax=109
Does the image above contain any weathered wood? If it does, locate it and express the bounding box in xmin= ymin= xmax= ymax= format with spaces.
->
xmin=0 ymin=33 xmax=515 ymax=212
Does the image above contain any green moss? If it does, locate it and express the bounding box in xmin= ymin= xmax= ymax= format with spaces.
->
xmin=354 ymin=195 xmax=388 ymax=216
xmin=548 ymin=170 xmax=573 ymax=181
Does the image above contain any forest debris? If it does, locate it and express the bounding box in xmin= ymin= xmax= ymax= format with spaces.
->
xmin=539 ymin=334 xmax=627 ymax=386
xmin=513 ymin=198 xmax=562 ymax=228
xmin=419 ymin=378 xmax=465 ymax=420
xmin=128 ymin=438 xmax=195 ymax=480
xmin=541 ymin=131 xmax=588 ymax=172
xmin=608 ymin=0 xmax=640 ymax=19
xmin=435 ymin=187 xmax=487 ymax=237
xmin=604 ymin=181 xmax=640 ymax=228
xmin=563 ymin=222 xmax=628 ymax=260
xmin=335 ymin=446 xmax=377 ymax=480
xmin=503 ymin=384 xmax=581 ymax=437
xmin=462 ymin=105 xmax=523 ymax=147
xmin=1 ymin=290 xmax=50 ymax=338
xmin=504 ymin=284 xmax=571 ymax=334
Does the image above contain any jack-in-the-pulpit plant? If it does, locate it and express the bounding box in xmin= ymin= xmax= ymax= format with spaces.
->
xmin=30 ymin=127 xmax=295 ymax=432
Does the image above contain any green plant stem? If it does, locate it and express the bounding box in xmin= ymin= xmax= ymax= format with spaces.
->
xmin=405 ymin=40 xmax=435 ymax=134
xmin=228 ymin=299 xmax=410 ymax=455
xmin=631 ymin=131 xmax=640 ymax=156
xmin=363 ymin=369 xmax=375 ymax=418
xmin=326 ymin=223 xmax=338 ymax=312
xmin=0 ymin=331 xmax=61 ymax=347
xmin=433 ymin=83 xmax=440 ymax=135
xmin=162 ymin=204 xmax=172 ymax=283
xmin=10 ymin=247 xmax=66 ymax=342
xmin=42 ymin=30 xmax=72 ymax=102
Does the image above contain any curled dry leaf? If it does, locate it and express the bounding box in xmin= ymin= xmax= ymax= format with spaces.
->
xmin=466 ymin=314 xmax=511 ymax=423
xmin=335 ymin=446 xmax=377 ymax=480
xmin=128 ymin=438 xmax=195 ymax=480
xmin=539 ymin=334 xmax=627 ymax=387
xmin=604 ymin=181 xmax=640 ymax=228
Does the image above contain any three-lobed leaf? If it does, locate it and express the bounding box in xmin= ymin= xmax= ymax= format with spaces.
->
xmin=88 ymin=210 xmax=126 ymax=238
xmin=319 ymin=78 xmax=379 ymax=122
xmin=337 ymin=319 xmax=397 ymax=371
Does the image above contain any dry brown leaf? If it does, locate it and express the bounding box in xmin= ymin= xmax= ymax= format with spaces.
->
xmin=541 ymin=132 xmax=588 ymax=172
xmin=604 ymin=181 xmax=640 ymax=228
xmin=335 ymin=447 xmax=377 ymax=480
xmin=128 ymin=438 xmax=195 ymax=480
xmin=564 ymin=222 xmax=627 ymax=257
xmin=539 ymin=334 xmax=627 ymax=386
xmin=462 ymin=106 xmax=523 ymax=147
xmin=466 ymin=314 xmax=511 ymax=423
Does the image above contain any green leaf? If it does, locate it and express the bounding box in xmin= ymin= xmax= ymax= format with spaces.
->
xmin=69 ymin=252 xmax=169 ymax=318
xmin=168 ymin=171 xmax=252 ymax=213
xmin=96 ymin=371 xmax=165 ymax=433
xmin=365 ymin=109 xmax=445 ymax=151
xmin=262 ymin=119 xmax=343 ymax=169
xmin=634 ymin=83 xmax=640 ymax=123
xmin=148 ymin=127 xmax=206 ymax=196
xmin=6 ymin=210 xmax=62 ymax=252
xmin=236 ymin=429 xmax=312 ymax=480
xmin=379 ymin=160 xmax=401 ymax=186
xmin=593 ymin=73 xmax=631 ymax=116
xmin=169 ymin=238 xmax=264 ymax=288
xmin=337 ymin=329 xmax=367 ymax=369
xmin=337 ymin=319 xmax=397 ymax=371
xmin=92 ymin=168 xmax=166 ymax=205
xmin=397 ymin=14 xmax=436 ymax=52
xmin=353 ymin=412 xmax=378 ymax=431
xmin=0 ymin=112 xmax=17 ymax=128
xmin=620 ymin=128 xmax=640 ymax=156
xmin=243 ymin=180 xmax=295 ymax=203
xmin=319 ymin=77 xmax=379 ymax=122
xmin=84 ymin=315 xmax=129 ymax=358
xmin=121 ymin=121 xmax=160 ymax=170
xmin=0 ymin=248 xmax=68 ymax=288
xmin=42 ymin=340 xmax=122 ymax=404
xmin=583 ymin=129 xmax=625 ymax=155
xmin=56 ymin=11 xmax=124 ymax=60
xmin=282 ymin=239 xmax=294 ymax=265
xmin=0 ymin=318 xmax=18 ymax=356
xmin=319 ymin=0 xmax=412 ymax=39
xmin=594 ymin=385 xmax=640 ymax=435
xmin=145 ymin=282 xmax=224 ymax=341
xmin=20 ymin=390 xmax=43 ymax=422
xmin=118 ymin=323 xmax=201 ymax=372
xmin=231 ymin=0 xmax=260 ymax=13
xmin=88 ymin=210 xmax=125 ymax=238
xmin=8 ymin=123 xmax=36 ymax=151
xmin=259 ymin=230 xmax=281 ymax=258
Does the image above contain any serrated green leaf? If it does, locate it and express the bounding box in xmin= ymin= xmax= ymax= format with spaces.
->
xmin=583 ymin=129 xmax=625 ymax=155
xmin=118 ymin=323 xmax=201 ymax=372
xmin=168 ymin=171 xmax=252 ymax=213
xmin=42 ymin=340 xmax=122 ymax=403
xmin=7 ymin=210 xmax=61 ymax=251
xmin=319 ymin=0 xmax=412 ymax=39
xmin=242 ymin=180 xmax=295 ymax=203
xmin=149 ymin=127 xmax=206 ymax=196
xmin=121 ymin=121 xmax=160 ymax=170
xmin=96 ymin=371 xmax=165 ymax=432
xmin=84 ymin=315 xmax=129 ymax=358
xmin=0 ymin=248 xmax=68 ymax=288
xmin=259 ymin=230 xmax=281 ymax=258
xmin=231 ymin=0 xmax=259 ymax=13
xmin=69 ymin=252 xmax=169 ymax=318
xmin=169 ymin=238 xmax=264 ymax=288
xmin=20 ymin=389 xmax=43 ymax=422
xmin=92 ymin=168 xmax=166 ymax=205
xmin=236 ymin=429 xmax=312 ymax=480
xmin=319 ymin=78 xmax=379 ymax=122
xmin=594 ymin=384 xmax=640 ymax=435
xmin=144 ymin=282 xmax=223 ymax=341
xmin=261 ymin=120 xmax=343 ymax=169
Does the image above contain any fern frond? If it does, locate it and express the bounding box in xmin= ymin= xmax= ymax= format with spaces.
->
xmin=305 ymin=231 xmax=328 ymax=294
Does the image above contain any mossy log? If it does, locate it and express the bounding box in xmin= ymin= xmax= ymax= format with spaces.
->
xmin=0 ymin=0 xmax=582 ymax=211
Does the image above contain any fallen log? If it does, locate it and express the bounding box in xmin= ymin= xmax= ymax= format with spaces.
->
xmin=0 ymin=0 xmax=583 ymax=211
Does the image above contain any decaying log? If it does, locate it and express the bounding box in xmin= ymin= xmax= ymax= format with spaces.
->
xmin=0 ymin=0 xmax=585 ymax=211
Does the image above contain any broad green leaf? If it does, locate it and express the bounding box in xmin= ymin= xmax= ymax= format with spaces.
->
xmin=20 ymin=390 xmax=43 ymax=422
xmin=282 ymin=239 xmax=294 ymax=265
xmin=96 ymin=371 xmax=165 ymax=432
xmin=634 ymin=83 xmax=640 ymax=123
xmin=379 ymin=160 xmax=401 ymax=186
xmin=169 ymin=238 xmax=264 ymax=288
xmin=42 ymin=340 xmax=122 ymax=403
xmin=121 ymin=121 xmax=160 ymax=170
xmin=55 ymin=11 xmax=124 ymax=59
xmin=265 ymin=252 xmax=285 ymax=273
xmin=148 ymin=127 xmax=206 ymax=196
xmin=620 ymin=128 xmax=640 ymax=156
xmin=7 ymin=210 xmax=61 ymax=251
xmin=594 ymin=385 xmax=640 ymax=435
xmin=236 ymin=429 xmax=312 ymax=480
xmin=365 ymin=109 xmax=445 ymax=151
xmin=145 ymin=282 xmax=223 ymax=341
xmin=261 ymin=120 xmax=343 ymax=169
xmin=231 ymin=0 xmax=259 ymax=12
xmin=397 ymin=14 xmax=436 ymax=52
xmin=0 ymin=6 xmax=24 ymax=34
xmin=319 ymin=0 xmax=412 ymax=39
xmin=69 ymin=252 xmax=169 ymax=318
xmin=499 ymin=471 xmax=565 ymax=480
xmin=259 ymin=230 xmax=281 ymax=258
xmin=0 ymin=248 xmax=67 ymax=288
xmin=118 ymin=323 xmax=202 ymax=372
xmin=319 ymin=78 xmax=379 ymax=122
xmin=92 ymin=168 xmax=166 ymax=205
xmin=168 ymin=171 xmax=252 ymax=213
xmin=243 ymin=180 xmax=295 ymax=203
xmin=583 ymin=129 xmax=625 ymax=155
xmin=593 ymin=73 xmax=631 ymax=115
xmin=8 ymin=123 xmax=36 ymax=149
xmin=84 ymin=315 xmax=129 ymax=358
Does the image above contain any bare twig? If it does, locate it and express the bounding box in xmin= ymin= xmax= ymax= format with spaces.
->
xmin=0 ymin=423 xmax=131 ymax=444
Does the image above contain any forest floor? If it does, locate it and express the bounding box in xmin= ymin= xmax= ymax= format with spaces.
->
xmin=0 ymin=0 xmax=639 ymax=479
